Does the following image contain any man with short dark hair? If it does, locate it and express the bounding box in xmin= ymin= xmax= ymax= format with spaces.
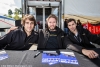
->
xmin=65 ymin=18 xmax=100 ymax=59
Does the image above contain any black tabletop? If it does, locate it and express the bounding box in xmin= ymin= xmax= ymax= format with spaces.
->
xmin=0 ymin=49 xmax=100 ymax=67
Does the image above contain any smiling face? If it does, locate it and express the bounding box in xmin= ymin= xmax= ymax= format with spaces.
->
xmin=46 ymin=14 xmax=57 ymax=31
xmin=24 ymin=19 xmax=34 ymax=32
xmin=21 ymin=15 xmax=36 ymax=33
xmin=67 ymin=21 xmax=77 ymax=33
xmin=47 ymin=17 xmax=57 ymax=30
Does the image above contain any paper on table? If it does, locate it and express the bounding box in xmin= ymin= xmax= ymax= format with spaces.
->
xmin=60 ymin=52 xmax=78 ymax=64
xmin=42 ymin=51 xmax=78 ymax=65
xmin=0 ymin=51 xmax=8 ymax=60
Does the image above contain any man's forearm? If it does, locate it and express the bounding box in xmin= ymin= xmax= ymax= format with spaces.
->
xmin=67 ymin=44 xmax=83 ymax=53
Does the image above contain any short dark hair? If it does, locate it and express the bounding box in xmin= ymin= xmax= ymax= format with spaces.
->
xmin=66 ymin=18 xmax=76 ymax=26
xmin=65 ymin=19 xmax=67 ymax=21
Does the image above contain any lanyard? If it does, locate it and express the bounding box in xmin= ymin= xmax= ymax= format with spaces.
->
xmin=74 ymin=35 xmax=81 ymax=43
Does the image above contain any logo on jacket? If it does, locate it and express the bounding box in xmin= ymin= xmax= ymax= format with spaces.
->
xmin=82 ymin=33 xmax=85 ymax=35
xmin=29 ymin=43 xmax=34 ymax=44
xmin=61 ymin=36 xmax=64 ymax=38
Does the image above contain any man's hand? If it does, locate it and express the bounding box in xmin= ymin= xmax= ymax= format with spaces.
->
xmin=82 ymin=49 xmax=99 ymax=59
xmin=7 ymin=27 xmax=18 ymax=33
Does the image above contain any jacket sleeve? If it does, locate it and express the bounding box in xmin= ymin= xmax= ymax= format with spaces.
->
xmin=64 ymin=35 xmax=83 ymax=53
xmin=84 ymin=29 xmax=100 ymax=45
xmin=0 ymin=31 xmax=14 ymax=49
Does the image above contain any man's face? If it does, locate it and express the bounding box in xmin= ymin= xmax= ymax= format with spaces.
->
xmin=67 ymin=21 xmax=77 ymax=33
xmin=24 ymin=19 xmax=34 ymax=32
xmin=47 ymin=18 xmax=57 ymax=30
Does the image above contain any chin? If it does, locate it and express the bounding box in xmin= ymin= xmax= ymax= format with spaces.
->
xmin=27 ymin=29 xmax=32 ymax=32
xmin=50 ymin=28 xmax=55 ymax=30
xmin=69 ymin=30 xmax=73 ymax=32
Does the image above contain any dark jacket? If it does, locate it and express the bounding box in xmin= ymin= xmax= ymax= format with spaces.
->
xmin=64 ymin=21 xmax=67 ymax=28
xmin=37 ymin=26 xmax=66 ymax=50
xmin=0 ymin=27 xmax=38 ymax=50
xmin=65 ymin=26 xmax=100 ymax=53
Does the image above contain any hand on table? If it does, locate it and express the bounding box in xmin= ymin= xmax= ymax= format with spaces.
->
xmin=82 ymin=49 xmax=99 ymax=59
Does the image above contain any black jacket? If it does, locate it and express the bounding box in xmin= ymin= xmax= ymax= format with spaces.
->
xmin=65 ymin=26 xmax=100 ymax=53
xmin=0 ymin=27 xmax=38 ymax=50
xmin=37 ymin=27 xmax=66 ymax=50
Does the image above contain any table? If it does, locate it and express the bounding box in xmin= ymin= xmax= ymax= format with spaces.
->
xmin=0 ymin=49 xmax=100 ymax=67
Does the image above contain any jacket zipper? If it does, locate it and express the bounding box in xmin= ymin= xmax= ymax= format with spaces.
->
xmin=24 ymin=35 xmax=34 ymax=46
xmin=44 ymin=32 xmax=49 ymax=48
